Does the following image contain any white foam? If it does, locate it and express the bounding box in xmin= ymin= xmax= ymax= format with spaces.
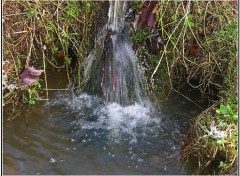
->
xmin=48 ymin=93 xmax=161 ymax=143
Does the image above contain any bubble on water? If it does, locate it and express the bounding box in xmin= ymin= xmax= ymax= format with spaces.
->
xmin=66 ymin=147 xmax=70 ymax=150
xmin=49 ymin=157 xmax=56 ymax=163
xmin=60 ymin=159 xmax=64 ymax=162
xmin=36 ymin=172 xmax=40 ymax=175
xmin=136 ymin=165 xmax=138 ymax=168
xmin=103 ymin=146 xmax=106 ymax=150
xmin=70 ymin=138 xmax=75 ymax=142
xmin=171 ymin=146 xmax=176 ymax=150
xmin=164 ymin=165 xmax=167 ymax=170
xmin=82 ymin=139 xmax=86 ymax=143
xmin=111 ymin=154 xmax=115 ymax=157
xmin=130 ymin=138 xmax=137 ymax=144
xmin=73 ymin=147 xmax=77 ymax=150
xmin=108 ymin=152 xmax=111 ymax=155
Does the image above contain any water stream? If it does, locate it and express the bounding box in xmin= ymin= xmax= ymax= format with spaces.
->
xmin=3 ymin=1 xmax=202 ymax=175
xmin=83 ymin=0 xmax=146 ymax=105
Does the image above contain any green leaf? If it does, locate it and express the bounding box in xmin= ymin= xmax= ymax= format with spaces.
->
xmin=218 ymin=161 xmax=224 ymax=168
xmin=211 ymin=141 xmax=216 ymax=146
xmin=219 ymin=146 xmax=224 ymax=151
xmin=217 ymin=118 xmax=224 ymax=123
xmin=26 ymin=11 xmax=35 ymax=18
xmin=28 ymin=99 xmax=36 ymax=105
xmin=216 ymin=109 xmax=221 ymax=114
xmin=220 ymin=105 xmax=229 ymax=115
xmin=226 ymin=104 xmax=231 ymax=111
xmin=233 ymin=114 xmax=238 ymax=119
xmin=187 ymin=15 xmax=195 ymax=27
xmin=64 ymin=57 xmax=72 ymax=65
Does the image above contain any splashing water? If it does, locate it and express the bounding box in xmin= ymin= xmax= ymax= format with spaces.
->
xmin=83 ymin=0 xmax=146 ymax=105
xmin=48 ymin=1 xmax=158 ymax=144
xmin=68 ymin=0 xmax=157 ymax=143
xmin=49 ymin=93 xmax=161 ymax=144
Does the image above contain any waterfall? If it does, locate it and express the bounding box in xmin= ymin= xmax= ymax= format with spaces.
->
xmin=107 ymin=0 xmax=127 ymax=32
xmin=83 ymin=0 xmax=146 ymax=105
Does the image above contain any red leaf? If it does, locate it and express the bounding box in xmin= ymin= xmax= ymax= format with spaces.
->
xmin=188 ymin=43 xmax=199 ymax=55
xmin=19 ymin=67 xmax=44 ymax=86
xmin=148 ymin=4 xmax=158 ymax=29
xmin=134 ymin=1 xmax=157 ymax=29
xmin=148 ymin=12 xmax=155 ymax=29
xmin=56 ymin=52 xmax=65 ymax=59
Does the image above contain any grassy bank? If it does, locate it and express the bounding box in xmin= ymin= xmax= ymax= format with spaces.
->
xmin=129 ymin=1 xmax=238 ymax=174
xmin=2 ymin=1 xmax=106 ymax=118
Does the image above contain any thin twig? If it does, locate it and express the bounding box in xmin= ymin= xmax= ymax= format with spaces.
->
xmin=40 ymin=37 xmax=49 ymax=101
xmin=42 ymin=88 xmax=69 ymax=90
xmin=25 ymin=20 xmax=35 ymax=67
xmin=151 ymin=10 xmax=189 ymax=79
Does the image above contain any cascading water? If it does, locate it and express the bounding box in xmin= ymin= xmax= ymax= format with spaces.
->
xmin=83 ymin=0 xmax=146 ymax=105
xmin=49 ymin=0 xmax=158 ymax=144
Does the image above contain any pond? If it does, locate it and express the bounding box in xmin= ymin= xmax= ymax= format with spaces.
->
xmin=3 ymin=69 xmax=202 ymax=175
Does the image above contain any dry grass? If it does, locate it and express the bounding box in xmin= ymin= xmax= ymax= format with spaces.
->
xmin=2 ymin=1 xmax=105 ymax=117
xmin=131 ymin=1 xmax=238 ymax=174
xmin=152 ymin=1 xmax=237 ymax=100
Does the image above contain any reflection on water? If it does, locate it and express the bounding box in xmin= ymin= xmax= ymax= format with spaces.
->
xmin=3 ymin=88 xmax=201 ymax=175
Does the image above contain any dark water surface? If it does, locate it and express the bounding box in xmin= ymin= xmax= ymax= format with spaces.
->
xmin=3 ymin=73 xmax=201 ymax=175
